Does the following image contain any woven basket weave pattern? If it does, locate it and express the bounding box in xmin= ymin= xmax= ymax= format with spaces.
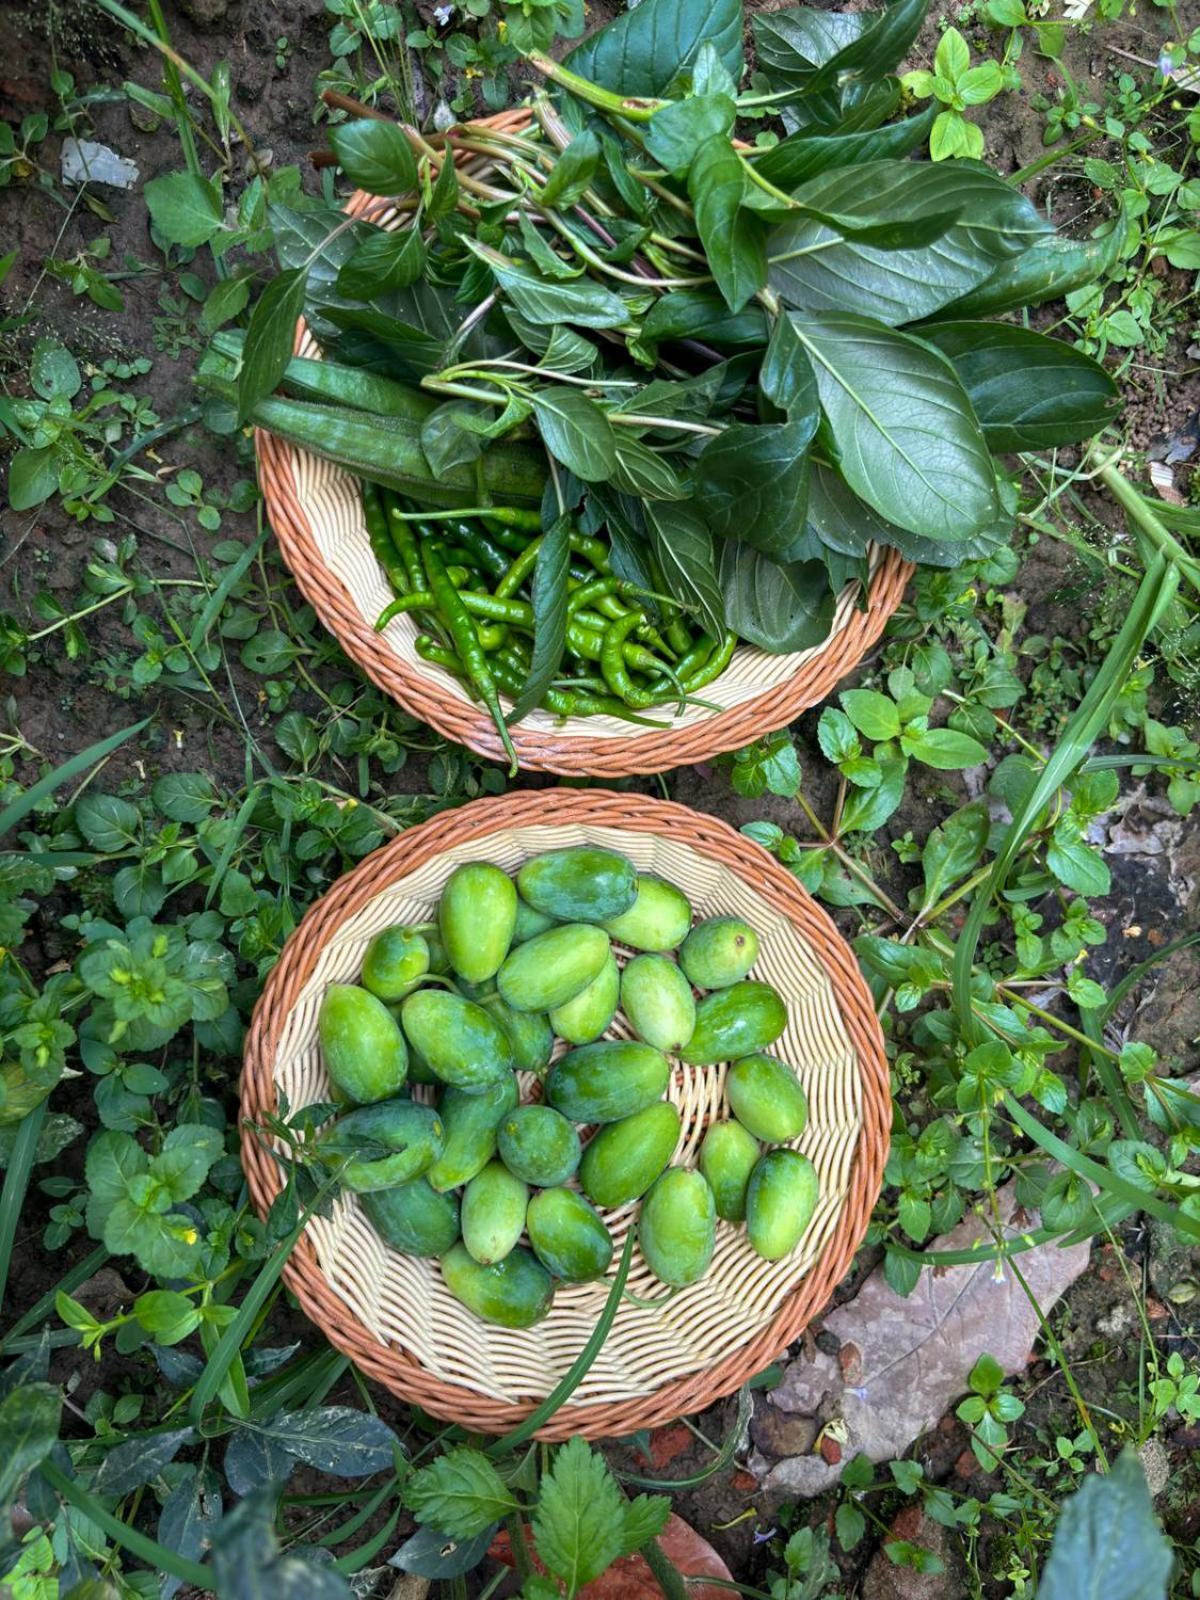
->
xmin=241 ymin=791 xmax=889 ymax=1438
xmin=255 ymin=121 xmax=913 ymax=777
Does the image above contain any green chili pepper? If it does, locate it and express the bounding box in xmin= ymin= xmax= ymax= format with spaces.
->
xmin=488 ymin=653 xmax=670 ymax=728
xmin=422 ymin=541 xmax=518 ymax=775
xmin=495 ymin=536 xmax=543 ymax=600
xmin=414 ymin=633 xmax=470 ymax=684
xmin=447 ymin=522 xmax=510 ymax=579
xmin=385 ymin=502 xmax=427 ymax=594
xmin=686 ymin=630 xmax=737 ymax=689
xmin=362 ymin=483 xmax=409 ymax=596
xmin=673 ymin=633 xmax=715 ymax=682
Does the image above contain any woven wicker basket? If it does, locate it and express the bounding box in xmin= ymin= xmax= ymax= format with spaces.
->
xmin=240 ymin=790 xmax=889 ymax=1439
xmin=255 ymin=112 xmax=912 ymax=777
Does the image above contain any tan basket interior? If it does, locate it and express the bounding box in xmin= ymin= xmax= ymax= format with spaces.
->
xmin=268 ymin=819 xmax=861 ymax=1408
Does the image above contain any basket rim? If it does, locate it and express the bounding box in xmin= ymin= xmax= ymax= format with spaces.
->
xmin=239 ymin=789 xmax=890 ymax=1440
xmin=255 ymin=168 xmax=913 ymax=779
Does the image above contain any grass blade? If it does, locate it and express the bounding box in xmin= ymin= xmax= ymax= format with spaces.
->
xmin=0 ymin=1101 xmax=47 ymax=1318
xmin=38 ymin=1458 xmax=211 ymax=1588
xmin=1 ymin=1243 xmax=109 ymax=1352
xmin=0 ymin=719 xmax=149 ymax=841
xmin=485 ymin=1230 xmax=634 ymax=1455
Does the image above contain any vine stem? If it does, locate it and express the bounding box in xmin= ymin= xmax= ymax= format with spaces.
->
xmin=523 ymin=50 xmax=666 ymax=121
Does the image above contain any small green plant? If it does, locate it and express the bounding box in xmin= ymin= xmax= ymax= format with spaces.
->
xmin=903 ymin=27 xmax=1015 ymax=159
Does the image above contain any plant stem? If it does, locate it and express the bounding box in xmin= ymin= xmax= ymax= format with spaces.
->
xmin=523 ymin=51 xmax=666 ymax=121
xmin=1096 ymin=460 xmax=1200 ymax=595
xmin=639 ymin=1534 xmax=689 ymax=1600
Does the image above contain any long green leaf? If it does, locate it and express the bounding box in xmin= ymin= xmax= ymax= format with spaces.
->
xmin=505 ymin=514 xmax=570 ymax=726
xmin=0 ymin=1102 xmax=47 ymax=1319
xmin=485 ymin=1230 xmax=634 ymax=1456
xmin=39 ymin=1457 xmax=212 ymax=1589
xmin=0 ymin=719 xmax=149 ymax=841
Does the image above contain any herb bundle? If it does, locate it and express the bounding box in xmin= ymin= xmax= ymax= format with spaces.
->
xmin=212 ymin=0 xmax=1121 ymax=747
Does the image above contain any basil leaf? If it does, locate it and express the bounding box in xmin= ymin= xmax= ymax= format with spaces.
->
xmin=566 ymin=0 xmax=743 ymax=99
xmin=760 ymin=314 xmax=819 ymax=415
xmin=810 ymin=0 xmax=930 ymax=91
xmin=693 ymin=414 xmax=818 ymax=554
xmin=718 ymin=542 xmax=836 ymax=653
xmin=641 ymin=290 xmax=768 ymax=350
xmin=752 ymin=9 xmax=867 ymax=90
xmin=929 ymin=208 xmax=1128 ymax=321
xmin=645 ymin=501 xmax=726 ymax=637
xmin=645 ymin=95 xmax=736 ymax=177
xmin=237 ymin=268 xmax=307 ymax=425
xmin=751 ymin=102 xmax=938 ymax=192
xmin=330 ymin=119 xmax=418 ymax=196
xmin=337 ymin=225 xmax=426 ymax=298
xmin=610 ymin=436 xmax=690 ymax=501
xmin=506 ymin=513 xmax=571 ymax=727
xmin=807 ymin=463 xmax=1010 ymax=567
xmin=467 ymin=241 xmax=628 ymax=329
xmin=792 ymin=311 xmax=999 ymax=542
xmin=918 ymin=321 xmax=1120 ymax=451
xmin=769 ymin=160 xmax=1049 ymax=324
xmin=689 ymin=138 xmax=766 ymax=314
xmin=539 ymin=131 xmax=601 ymax=208
xmin=532 ymin=389 xmax=617 ymax=482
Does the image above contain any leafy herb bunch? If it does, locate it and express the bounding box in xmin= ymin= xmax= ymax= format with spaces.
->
xmin=235 ymin=0 xmax=1122 ymax=661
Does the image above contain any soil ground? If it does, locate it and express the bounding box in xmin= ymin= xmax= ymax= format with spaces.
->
xmin=2 ymin=0 xmax=1199 ymax=1594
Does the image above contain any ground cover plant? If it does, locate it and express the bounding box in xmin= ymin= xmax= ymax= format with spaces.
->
xmin=1 ymin=0 xmax=1200 ymax=1594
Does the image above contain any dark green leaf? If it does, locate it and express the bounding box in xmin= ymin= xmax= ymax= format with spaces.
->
xmin=237 ymin=269 xmax=308 ymax=425
xmin=807 ymin=462 xmax=1009 ymax=566
xmin=158 ymin=1465 xmax=223 ymax=1600
xmin=389 ymin=1522 xmax=499 ymax=1579
xmin=337 ymin=226 xmax=426 ymax=298
xmin=224 ymin=1427 xmax=296 ymax=1495
xmin=770 ymin=161 xmax=1049 ymax=324
xmin=645 ymin=95 xmax=736 ymax=176
xmin=75 ymin=792 xmax=141 ymax=852
xmin=467 ymin=241 xmax=628 ymax=329
xmin=566 ymin=0 xmax=743 ymax=99
xmin=1039 ymin=1450 xmax=1171 ymax=1600
xmin=0 ymin=1384 xmax=60 ymax=1505
xmin=760 ymin=311 xmax=819 ymax=416
xmin=506 ymin=512 xmax=570 ymax=725
xmin=905 ymin=726 xmax=988 ymax=769
xmin=420 ymin=402 xmax=486 ymax=475
xmin=751 ymin=102 xmax=938 ymax=191
xmin=645 ymin=500 xmax=726 ymax=636
xmin=718 ymin=542 xmax=835 ymax=653
xmin=94 ymin=1427 xmax=193 ymax=1495
xmin=539 ymin=131 xmax=601 ymax=207
xmin=791 ymin=312 xmax=999 ymax=542
xmin=8 ymin=447 xmax=59 ymax=512
xmin=916 ymin=321 xmax=1120 ymax=451
xmin=257 ymin=1407 xmax=400 ymax=1478
xmin=199 ymin=275 xmax=251 ymax=335
xmin=921 ymin=800 xmax=989 ymax=908
xmin=751 ymin=9 xmax=866 ymax=91
xmin=144 ymin=171 xmax=223 ymax=248
xmin=689 ymin=138 xmax=766 ymax=313
xmin=694 ymin=414 xmax=817 ymax=554
xmin=610 ymin=436 xmax=690 ymax=501
xmin=641 ymin=289 xmax=768 ymax=350
xmin=810 ymin=0 xmax=931 ymax=90
xmin=406 ymin=1447 xmax=517 ymax=1539
xmin=932 ymin=209 xmax=1127 ymax=321
xmin=428 ymin=153 xmax=460 ymax=220
xmin=330 ymin=119 xmax=418 ymax=196
xmin=532 ymin=390 xmax=617 ymax=481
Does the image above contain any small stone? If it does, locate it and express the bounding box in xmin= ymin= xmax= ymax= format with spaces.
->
xmin=815 ymin=1327 xmax=841 ymax=1357
xmin=61 ymin=139 xmax=140 ymax=190
xmin=818 ymin=1433 xmax=842 ymax=1466
xmin=751 ymin=1405 xmax=818 ymax=1460
xmin=1140 ymin=1439 xmax=1170 ymax=1499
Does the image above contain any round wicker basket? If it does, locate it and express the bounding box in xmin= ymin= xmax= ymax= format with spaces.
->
xmin=240 ymin=790 xmax=889 ymax=1439
xmin=255 ymin=112 xmax=912 ymax=778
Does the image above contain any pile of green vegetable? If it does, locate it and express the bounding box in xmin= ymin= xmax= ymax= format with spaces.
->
xmin=205 ymin=0 xmax=1122 ymax=758
xmin=309 ymin=844 xmax=818 ymax=1327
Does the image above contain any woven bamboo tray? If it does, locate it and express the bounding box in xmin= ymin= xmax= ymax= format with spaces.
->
xmin=240 ymin=790 xmax=889 ymax=1439
xmin=255 ymin=111 xmax=912 ymax=778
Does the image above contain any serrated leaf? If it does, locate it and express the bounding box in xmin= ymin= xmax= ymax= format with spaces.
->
xmin=406 ymin=1447 xmax=517 ymax=1538
xmin=1039 ymin=1450 xmax=1171 ymax=1600
xmin=617 ymin=1493 xmax=671 ymax=1556
xmin=566 ymin=0 xmax=743 ymax=98
xmin=532 ymin=1437 xmax=625 ymax=1591
xmin=505 ymin=512 xmax=570 ymax=726
xmin=791 ymin=312 xmax=999 ymax=542
xmin=917 ymin=321 xmax=1120 ymax=451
